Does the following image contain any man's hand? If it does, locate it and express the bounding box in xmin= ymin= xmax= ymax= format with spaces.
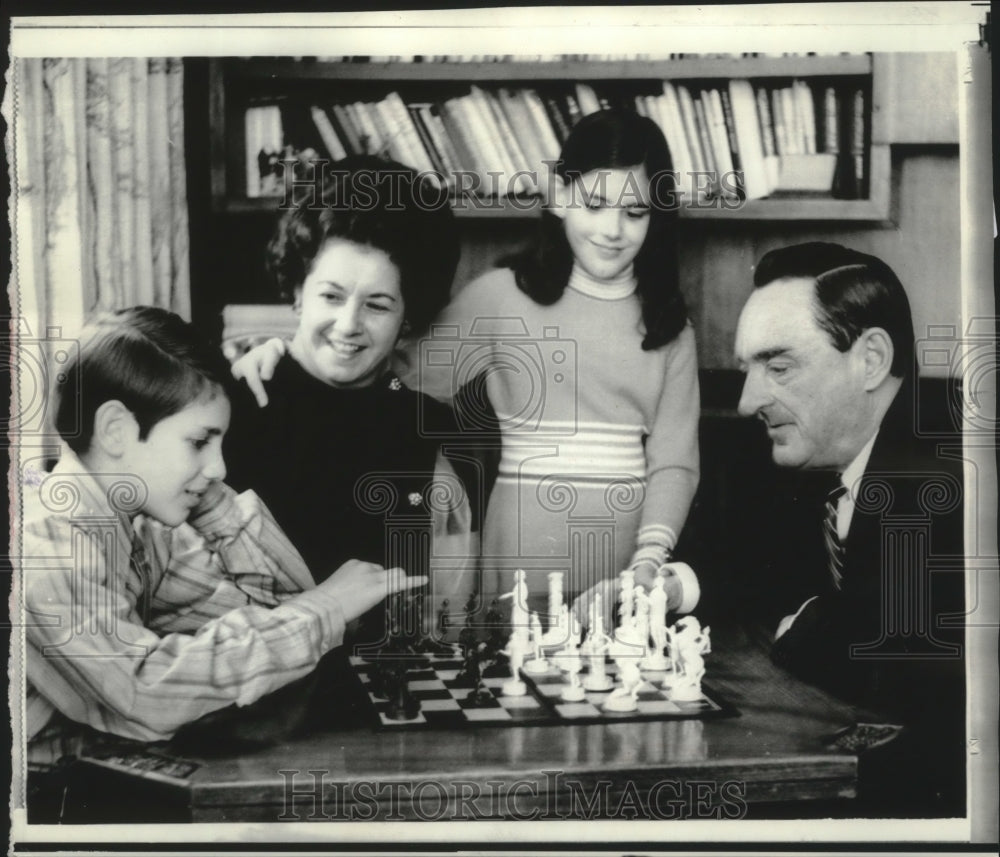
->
xmin=231 ymin=337 xmax=287 ymax=408
xmin=317 ymin=560 xmax=426 ymax=624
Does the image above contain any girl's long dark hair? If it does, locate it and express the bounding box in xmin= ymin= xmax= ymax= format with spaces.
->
xmin=505 ymin=108 xmax=686 ymax=350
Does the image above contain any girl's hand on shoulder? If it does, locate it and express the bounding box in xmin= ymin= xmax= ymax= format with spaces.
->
xmin=231 ymin=338 xmax=287 ymax=408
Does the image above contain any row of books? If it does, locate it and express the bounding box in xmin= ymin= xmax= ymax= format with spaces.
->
xmin=245 ymin=79 xmax=867 ymax=201
xmin=637 ymin=79 xmax=867 ymax=200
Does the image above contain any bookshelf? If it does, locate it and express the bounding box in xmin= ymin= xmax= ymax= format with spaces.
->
xmin=208 ymin=54 xmax=889 ymax=222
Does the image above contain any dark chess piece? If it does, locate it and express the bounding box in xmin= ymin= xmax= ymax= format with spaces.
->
xmin=458 ymin=623 xmax=478 ymax=654
xmin=455 ymin=642 xmax=485 ymax=688
xmin=384 ymin=664 xmax=420 ymax=721
xmin=484 ymin=598 xmax=505 ymax=656
xmin=437 ymin=600 xmax=451 ymax=638
xmin=465 ymin=680 xmax=494 ymax=707
xmin=368 ymin=661 xmax=388 ymax=700
xmin=464 ymin=591 xmax=479 ymax=621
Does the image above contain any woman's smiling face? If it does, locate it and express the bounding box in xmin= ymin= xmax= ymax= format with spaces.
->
xmin=289 ymin=238 xmax=405 ymax=388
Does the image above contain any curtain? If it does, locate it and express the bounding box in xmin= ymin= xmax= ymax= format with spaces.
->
xmin=13 ymin=57 xmax=191 ymax=341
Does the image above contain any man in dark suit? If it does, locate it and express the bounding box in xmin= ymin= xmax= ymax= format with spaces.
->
xmin=733 ymin=242 xmax=966 ymax=816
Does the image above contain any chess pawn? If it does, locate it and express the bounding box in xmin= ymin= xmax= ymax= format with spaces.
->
xmin=501 ymin=636 xmax=529 ymax=696
xmin=560 ymin=656 xmax=586 ymax=702
xmin=552 ymin=612 xmax=581 ymax=671
xmin=523 ymin=611 xmax=550 ymax=674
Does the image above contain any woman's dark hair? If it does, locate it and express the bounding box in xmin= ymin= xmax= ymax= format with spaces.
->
xmin=754 ymin=242 xmax=914 ymax=378
xmin=267 ymin=155 xmax=460 ymax=338
xmin=504 ymin=109 xmax=686 ymax=350
xmin=56 ymin=306 xmax=236 ymax=454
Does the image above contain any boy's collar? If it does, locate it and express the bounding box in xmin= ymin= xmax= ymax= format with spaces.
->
xmin=47 ymin=448 xmax=139 ymax=535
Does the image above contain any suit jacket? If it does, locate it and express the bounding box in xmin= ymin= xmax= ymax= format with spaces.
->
xmin=766 ymin=381 xmax=966 ymax=814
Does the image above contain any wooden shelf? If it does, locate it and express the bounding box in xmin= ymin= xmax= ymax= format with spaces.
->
xmin=210 ymin=54 xmax=885 ymax=223
xmin=226 ymin=54 xmax=872 ymax=83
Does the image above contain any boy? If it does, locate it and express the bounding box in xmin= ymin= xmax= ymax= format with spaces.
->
xmin=19 ymin=306 xmax=424 ymax=755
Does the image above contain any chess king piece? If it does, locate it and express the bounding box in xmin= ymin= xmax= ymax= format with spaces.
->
xmin=582 ymin=592 xmax=613 ymax=691
xmin=523 ymin=611 xmax=550 ymax=674
xmin=501 ymin=634 xmax=530 ymax=696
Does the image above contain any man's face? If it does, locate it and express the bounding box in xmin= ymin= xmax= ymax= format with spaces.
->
xmin=734 ymin=277 xmax=871 ymax=471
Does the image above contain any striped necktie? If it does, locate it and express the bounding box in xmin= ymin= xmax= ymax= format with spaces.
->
xmin=823 ymin=483 xmax=848 ymax=589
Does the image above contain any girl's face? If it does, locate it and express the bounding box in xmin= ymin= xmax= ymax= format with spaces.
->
xmin=289 ymin=238 xmax=405 ymax=388
xmin=557 ymin=165 xmax=651 ymax=282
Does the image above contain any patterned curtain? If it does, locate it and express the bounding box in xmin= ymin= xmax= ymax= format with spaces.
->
xmin=13 ymin=57 xmax=191 ymax=341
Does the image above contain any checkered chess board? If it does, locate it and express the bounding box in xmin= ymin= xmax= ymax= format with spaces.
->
xmin=349 ymin=654 xmax=735 ymax=730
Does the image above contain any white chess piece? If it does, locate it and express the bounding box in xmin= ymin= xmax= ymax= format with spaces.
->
xmin=618 ymin=568 xmax=636 ymax=629
xmin=582 ymin=593 xmax=613 ymax=691
xmin=553 ymin=612 xmax=581 ymax=671
xmin=560 ymin=654 xmax=586 ymax=702
xmin=500 ymin=568 xmax=530 ymax=645
xmin=523 ymin=611 xmax=550 ymax=674
xmin=540 ymin=571 xmax=565 ymax=646
xmin=670 ymin=648 xmax=706 ymax=701
xmin=643 ymin=572 xmax=670 ymax=670
xmin=501 ymin=635 xmax=529 ymax=696
xmin=604 ymin=656 xmax=643 ymax=712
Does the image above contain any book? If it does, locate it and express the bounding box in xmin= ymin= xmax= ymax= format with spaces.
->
xmin=719 ymin=88 xmax=743 ymax=192
xmin=351 ymin=101 xmax=385 ymax=158
xmin=330 ymin=104 xmax=363 ymax=155
xmin=823 ymin=86 xmax=839 ymax=154
xmin=383 ymin=91 xmax=437 ymax=174
xmin=692 ymin=93 xmax=717 ymax=190
xmin=794 ymin=80 xmax=817 ymax=154
xmin=519 ymin=89 xmax=563 ymax=164
xmin=310 ymin=105 xmax=348 ymax=161
xmin=481 ymin=88 xmax=535 ymax=195
xmin=659 ymin=83 xmax=695 ymax=199
xmin=542 ymin=94 xmax=572 ymax=143
xmin=704 ymin=89 xmax=736 ymax=196
xmin=755 ymin=85 xmax=781 ymax=192
xmin=408 ymin=104 xmax=449 ymax=178
xmin=676 ymin=85 xmax=707 ymax=177
xmin=465 ymin=88 xmax=516 ymax=195
xmin=728 ymin=79 xmax=770 ymax=200
xmin=497 ymin=88 xmax=550 ymax=193
xmin=575 ymin=83 xmax=602 ymax=117
xmin=771 ymin=88 xmax=789 ymax=156
xmin=439 ymin=97 xmax=491 ymax=193
xmin=852 ymin=88 xmax=866 ymax=193
xmin=416 ymin=104 xmax=462 ymax=180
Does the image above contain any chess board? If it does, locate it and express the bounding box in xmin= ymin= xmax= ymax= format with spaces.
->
xmin=349 ymin=653 xmax=554 ymax=729
xmin=348 ymin=653 xmax=735 ymax=730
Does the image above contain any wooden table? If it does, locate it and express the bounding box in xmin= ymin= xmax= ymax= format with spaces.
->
xmin=143 ymin=627 xmax=859 ymax=822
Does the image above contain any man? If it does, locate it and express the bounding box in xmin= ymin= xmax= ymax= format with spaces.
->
xmin=734 ymin=242 xmax=965 ymax=815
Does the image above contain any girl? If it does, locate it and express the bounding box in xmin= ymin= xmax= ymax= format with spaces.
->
xmin=237 ymin=111 xmax=700 ymax=622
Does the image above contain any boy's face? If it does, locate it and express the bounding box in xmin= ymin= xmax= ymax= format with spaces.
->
xmin=124 ymin=389 xmax=230 ymax=527
xmin=289 ymin=238 xmax=405 ymax=388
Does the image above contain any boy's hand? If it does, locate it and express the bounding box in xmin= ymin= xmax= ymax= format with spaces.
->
xmin=231 ymin=337 xmax=287 ymax=408
xmin=317 ymin=560 xmax=427 ymax=624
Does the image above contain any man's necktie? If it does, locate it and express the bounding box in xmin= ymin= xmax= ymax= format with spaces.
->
xmin=823 ymin=483 xmax=848 ymax=589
